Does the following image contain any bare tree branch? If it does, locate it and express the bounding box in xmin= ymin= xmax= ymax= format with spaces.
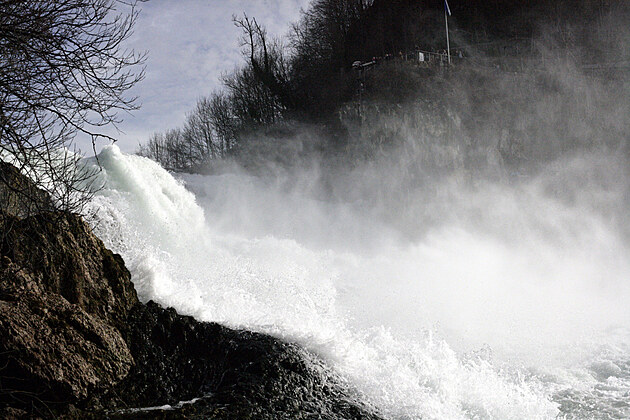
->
xmin=0 ymin=0 xmax=146 ymax=214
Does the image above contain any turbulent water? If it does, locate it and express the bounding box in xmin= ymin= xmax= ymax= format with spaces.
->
xmin=85 ymin=145 xmax=630 ymax=419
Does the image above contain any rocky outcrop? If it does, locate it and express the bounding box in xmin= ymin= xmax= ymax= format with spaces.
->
xmin=0 ymin=212 xmax=138 ymax=332
xmin=104 ymin=301 xmax=378 ymax=419
xmin=0 ymin=265 xmax=133 ymax=403
xmin=0 ymin=161 xmax=53 ymax=218
xmin=0 ymin=163 xmax=379 ymax=419
xmin=0 ymin=212 xmax=137 ymax=410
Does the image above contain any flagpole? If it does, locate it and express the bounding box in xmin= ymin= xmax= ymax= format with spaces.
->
xmin=445 ymin=7 xmax=451 ymax=65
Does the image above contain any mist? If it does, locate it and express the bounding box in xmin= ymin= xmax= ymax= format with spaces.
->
xmin=180 ymin=133 xmax=630 ymax=366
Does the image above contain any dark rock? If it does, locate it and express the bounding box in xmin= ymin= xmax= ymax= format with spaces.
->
xmin=0 ymin=407 xmax=38 ymax=420
xmin=0 ymin=160 xmax=138 ymax=413
xmin=0 ymin=212 xmax=137 ymax=412
xmin=103 ymin=301 xmax=379 ymax=419
xmin=0 ymin=270 xmax=133 ymax=404
xmin=0 ymin=161 xmax=53 ymax=218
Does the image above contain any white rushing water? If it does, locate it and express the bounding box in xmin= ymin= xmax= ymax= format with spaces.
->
xmin=85 ymin=145 xmax=630 ymax=419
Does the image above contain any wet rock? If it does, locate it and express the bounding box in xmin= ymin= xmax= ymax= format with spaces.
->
xmin=104 ymin=301 xmax=379 ymax=419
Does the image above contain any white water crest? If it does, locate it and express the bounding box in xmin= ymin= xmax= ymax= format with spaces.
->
xmin=85 ymin=145 xmax=630 ymax=419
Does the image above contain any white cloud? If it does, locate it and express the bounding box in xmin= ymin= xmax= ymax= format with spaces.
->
xmin=76 ymin=0 xmax=310 ymax=153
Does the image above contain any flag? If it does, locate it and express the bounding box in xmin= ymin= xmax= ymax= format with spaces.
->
xmin=444 ymin=0 xmax=452 ymax=16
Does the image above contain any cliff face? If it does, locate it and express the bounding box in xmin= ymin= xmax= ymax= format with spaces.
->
xmin=0 ymin=163 xmax=378 ymax=419
xmin=0 ymin=161 xmax=53 ymax=218
xmin=0 ymin=212 xmax=137 ymax=409
xmin=1 ymin=212 xmax=139 ymax=333
xmin=0 ymin=266 xmax=134 ymax=406
xmin=0 ymin=161 xmax=137 ymax=411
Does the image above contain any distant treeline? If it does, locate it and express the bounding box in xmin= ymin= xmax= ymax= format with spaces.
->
xmin=138 ymin=0 xmax=628 ymax=171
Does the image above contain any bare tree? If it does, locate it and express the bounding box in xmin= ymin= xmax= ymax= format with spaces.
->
xmin=208 ymin=92 xmax=237 ymax=154
xmin=233 ymin=14 xmax=293 ymax=116
xmin=0 ymin=0 xmax=145 ymax=214
xmin=137 ymin=91 xmax=240 ymax=169
xmin=183 ymin=97 xmax=217 ymax=161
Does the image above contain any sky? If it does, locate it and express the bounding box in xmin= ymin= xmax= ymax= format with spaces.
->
xmin=77 ymin=0 xmax=311 ymax=154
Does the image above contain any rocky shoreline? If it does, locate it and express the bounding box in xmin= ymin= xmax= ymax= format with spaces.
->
xmin=0 ymin=163 xmax=379 ymax=419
